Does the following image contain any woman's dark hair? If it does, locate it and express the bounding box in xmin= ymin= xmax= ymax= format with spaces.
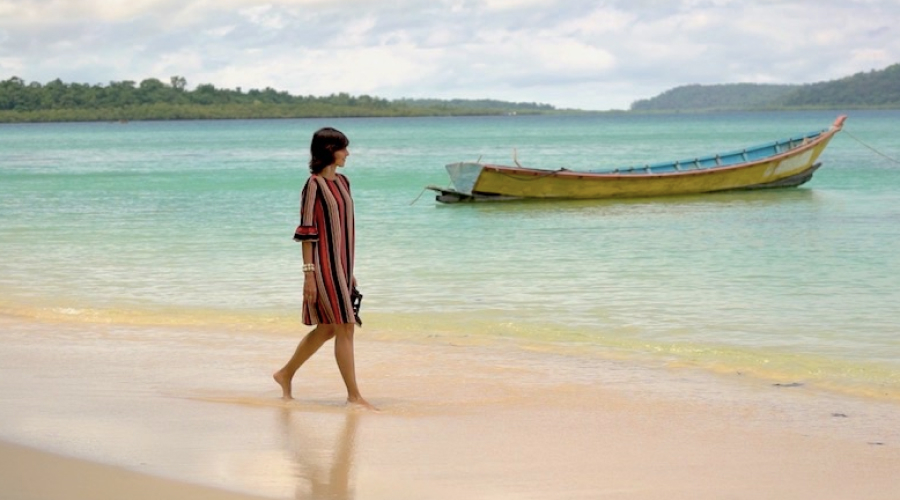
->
xmin=309 ymin=127 xmax=350 ymax=174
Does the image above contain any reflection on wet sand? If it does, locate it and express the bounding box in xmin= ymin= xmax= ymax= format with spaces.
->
xmin=279 ymin=408 xmax=360 ymax=500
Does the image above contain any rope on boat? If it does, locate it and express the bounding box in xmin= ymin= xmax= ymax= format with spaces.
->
xmin=409 ymin=185 xmax=430 ymax=205
xmin=843 ymin=128 xmax=900 ymax=165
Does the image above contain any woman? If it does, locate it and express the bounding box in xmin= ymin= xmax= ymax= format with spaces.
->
xmin=274 ymin=127 xmax=373 ymax=409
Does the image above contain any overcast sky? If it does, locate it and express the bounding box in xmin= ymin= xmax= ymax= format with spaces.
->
xmin=1 ymin=0 xmax=898 ymax=110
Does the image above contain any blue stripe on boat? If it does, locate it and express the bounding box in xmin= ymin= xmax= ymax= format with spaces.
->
xmin=593 ymin=128 xmax=827 ymax=175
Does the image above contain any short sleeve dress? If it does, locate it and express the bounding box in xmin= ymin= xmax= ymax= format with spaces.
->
xmin=293 ymin=173 xmax=355 ymax=325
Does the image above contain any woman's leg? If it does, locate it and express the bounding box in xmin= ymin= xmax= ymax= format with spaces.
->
xmin=333 ymin=323 xmax=374 ymax=408
xmin=274 ymin=325 xmax=337 ymax=399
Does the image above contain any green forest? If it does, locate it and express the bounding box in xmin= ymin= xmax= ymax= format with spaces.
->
xmin=3 ymin=62 xmax=899 ymax=122
xmin=0 ymin=76 xmax=556 ymax=123
xmin=630 ymin=63 xmax=900 ymax=112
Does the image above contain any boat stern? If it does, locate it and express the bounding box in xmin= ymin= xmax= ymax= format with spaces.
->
xmin=445 ymin=162 xmax=485 ymax=195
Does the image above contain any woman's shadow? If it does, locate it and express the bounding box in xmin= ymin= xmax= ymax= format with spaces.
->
xmin=279 ymin=407 xmax=360 ymax=500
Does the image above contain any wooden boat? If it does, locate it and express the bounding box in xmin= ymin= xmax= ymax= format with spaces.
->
xmin=426 ymin=115 xmax=846 ymax=203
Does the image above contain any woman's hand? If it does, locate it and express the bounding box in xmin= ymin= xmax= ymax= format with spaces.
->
xmin=304 ymin=274 xmax=317 ymax=303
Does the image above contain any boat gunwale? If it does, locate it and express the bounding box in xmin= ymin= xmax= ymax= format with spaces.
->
xmin=474 ymin=115 xmax=846 ymax=181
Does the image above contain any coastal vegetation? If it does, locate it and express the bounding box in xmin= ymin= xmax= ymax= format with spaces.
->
xmin=0 ymin=76 xmax=555 ymax=123
xmin=2 ymin=62 xmax=898 ymax=122
xmin=631 ymin=63 xmax=900 ymax=112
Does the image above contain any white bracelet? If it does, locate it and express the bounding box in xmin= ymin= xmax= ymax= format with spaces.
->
xmin=302 ymin=263 xmax=315 ymax=273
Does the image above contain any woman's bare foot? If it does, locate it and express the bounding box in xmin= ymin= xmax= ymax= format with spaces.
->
xmin=347 ymin=395 xmax=377 ymax=411
xmin=273 ymin=370 xmax=293 ymax=400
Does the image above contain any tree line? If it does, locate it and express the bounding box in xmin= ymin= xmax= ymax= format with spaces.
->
xmin=630 ymin=83 xmax=798 ymax=112
xmin=631 ymin=63 xmax=900 ymax=112
xmin=779 ymin=63 xmax=900 ymax=108
xmin=0 ymin=76 xmax=557 ymax=123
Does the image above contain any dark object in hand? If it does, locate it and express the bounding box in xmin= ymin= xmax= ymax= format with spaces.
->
xmin=351 ymin=287 xmax=363 ymax=326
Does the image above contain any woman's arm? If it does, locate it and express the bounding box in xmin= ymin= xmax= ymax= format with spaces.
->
xmin=303 ymin=241 xmax=317 ymax=302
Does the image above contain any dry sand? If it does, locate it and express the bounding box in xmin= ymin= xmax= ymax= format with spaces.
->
xmin=1 ymin=316 xmax=898 ymax=500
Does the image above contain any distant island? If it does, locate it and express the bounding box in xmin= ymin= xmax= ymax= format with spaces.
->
xmin=631 ymin=63 xmax=900 ymax=112
xmin=0 ymin=76 xmax=556 ymax=123
xmin=1 ymin=63 xmax=898 ymax=123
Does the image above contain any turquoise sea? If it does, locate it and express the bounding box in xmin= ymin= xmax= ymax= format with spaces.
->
xmin=2 ymin=111 xmax=899 ymax=400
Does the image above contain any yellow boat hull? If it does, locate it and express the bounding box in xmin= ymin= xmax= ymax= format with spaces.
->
xmin=431 ymin=116 xmax=845 ymax=202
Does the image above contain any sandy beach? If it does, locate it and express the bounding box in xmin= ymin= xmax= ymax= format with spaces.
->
xmin=1 ymin=315 xmax=899 ymax=500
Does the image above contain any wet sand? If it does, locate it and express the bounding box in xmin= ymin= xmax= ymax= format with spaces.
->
xmin=0 ymin=439 xmax=271 ymax=500
xmin=1 ymin=315 xmax=899 ymax=500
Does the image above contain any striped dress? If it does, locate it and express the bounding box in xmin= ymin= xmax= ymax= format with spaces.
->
xmin=293 ymin=173 xmax=355 ymax=325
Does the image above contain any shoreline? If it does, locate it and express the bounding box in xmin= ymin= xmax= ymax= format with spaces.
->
xmin=1 ymin=316 xmax=899 ymax=499
xmin=5 ymin=108 xmax=900 ymax=126
xmin=3 ymin=300 xmax=899 ymax=404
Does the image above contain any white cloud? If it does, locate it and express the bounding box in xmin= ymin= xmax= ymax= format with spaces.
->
xmin=541 ymin=41 xmax=614 ymax=71
xmin=555 ymin=7 xmax=633 ymax=36
xmin=239 ymin=5 xmax=286 ymax=30
xmin=1 ymin=0 xmax=898 ymax=109
xmin=0 ymin=56 xmax=23 ymax=74
xmin=482 ymin=0 xmax=554 ymax=10
xmin=203 ymin=25 xmax=236 ymax=38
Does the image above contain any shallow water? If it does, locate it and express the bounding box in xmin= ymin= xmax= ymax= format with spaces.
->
xmin=1 ymin=111 xmax=899 ymax=399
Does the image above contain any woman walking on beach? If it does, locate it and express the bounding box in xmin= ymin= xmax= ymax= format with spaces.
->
xmin=274 ymin=127 xmax=373 ymax=409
